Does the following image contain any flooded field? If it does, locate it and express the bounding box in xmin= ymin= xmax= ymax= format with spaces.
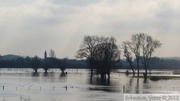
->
xmin=0 ymin=69 xmax=180 ymax=101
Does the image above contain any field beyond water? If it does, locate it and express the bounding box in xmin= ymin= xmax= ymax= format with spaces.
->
xmin=0 ymin=69 xmax=180 ymax=101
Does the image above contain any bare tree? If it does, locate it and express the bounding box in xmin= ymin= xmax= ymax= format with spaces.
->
xmin=92 ymin=37 xmax=120 ymax=78
xmin=126 ymin=34 xmax=142 ymax=77
xmin=76 ymin=35 xmax=98 ymax=76
xmin=124 ymin=33 xmax=162 ymax=78
xmin=31 ymin=56 xmax=41 ymax=73
xmin=122 ymin=42 xmax=135 ymax=75
xmin=60 ymin=58 xmax=68 ymax=74
xmin=50 ymin=58 xmax=68 ymax=74
xmin=140 ymin=34 xmax=162 ymax=77
xmin=49 ymin=49 xmax=56 ymax=58
xmin=76 ymin=35 xmax=120 ymax=78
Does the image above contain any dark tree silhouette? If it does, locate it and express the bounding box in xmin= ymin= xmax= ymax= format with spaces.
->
xmin=123 ymin=33 xmax=162 ymax=78
xmin=76 ymin=35 xmax=120 ymax=78
xmin=42 ymin=59 xmax=49 ymax=73
xmin=31 ymin=56 xmax=41 ymax=73
xmin=122 ymin=42 xmax=135 ymax=75
xmin=50 ymin=58 xmax=68 ymax=74
xmin=126 ymin=34 xmax=141 ymax=77
xmin=140 ymin=34 xmax=162 ymax=78
xmin=76 ymin=36 xmax=99 ymax=77
xmin=60 ymin=58 xmax=68 ymax=74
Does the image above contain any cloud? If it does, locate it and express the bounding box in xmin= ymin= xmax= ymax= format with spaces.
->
xmin=51 ymin=0 xmax=102 ymax=6
xmin=0 ymin=0 xmax=179 ymax=58
xmin=0 ymin=0 xmax=35 ymax=7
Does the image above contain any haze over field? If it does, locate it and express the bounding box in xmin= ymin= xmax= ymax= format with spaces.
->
xmin=0 ymin=0 xmax=179 ymax=58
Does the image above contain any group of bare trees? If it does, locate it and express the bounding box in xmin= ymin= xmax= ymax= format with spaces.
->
xmin=76 ymin=33 xmax=162 ymax=79
xmin=32 ymin=50 xmax=68 ymax=74
xmin=122 ymin=33 xmax=162 ymax=78
xmin=76 ymin=36 xmax=120 ymax=78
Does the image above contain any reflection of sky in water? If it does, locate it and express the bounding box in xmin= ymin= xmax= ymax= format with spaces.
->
xmin=0 ymin=69 xmax=180 ymax=101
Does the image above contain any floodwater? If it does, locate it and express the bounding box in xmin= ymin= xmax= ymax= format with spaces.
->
xmin=0 ymin=69 xmax=180 ymax=101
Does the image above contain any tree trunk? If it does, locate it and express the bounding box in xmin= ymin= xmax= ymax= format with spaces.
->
xmin=137 ymin=58 xmax=139 ymax=77
xmin=107 ymin=72 xmax=110 ymax=78
xmin=34 ymin=68 xmax=38 ymax=73
xmin=128 ymin=59 xmax=135 ymax=76
xmin=145 ymin=68 xmax=148 ymax=75
xmin=101 ymin=74 xmax=104 ymax=79
xmin=143 ymin=68 xmax=148 ymax=82
xmin=101 ymin=72 xmax=106 ymax=79
xmin=44 ymin=68 xmax=48 ymax=73
xmin=61 ymin=70 xmax=65 ymax=74
xmin=90 ymin=68 xmax=93 ymax=78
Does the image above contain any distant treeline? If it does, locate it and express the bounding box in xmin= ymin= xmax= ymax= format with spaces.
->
xmin=0 ymin=55 xmax=179 ymax=70
xmin=0 ymin=55 xmax=87 ymax=69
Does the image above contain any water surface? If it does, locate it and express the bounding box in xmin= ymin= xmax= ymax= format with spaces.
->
xmin=0 ymin=69 xmax=179 ymax=101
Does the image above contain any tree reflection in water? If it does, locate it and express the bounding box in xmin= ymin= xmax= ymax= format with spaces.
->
xmin=60 ymin=72 xmax=67 ymax=78
xmin=43 ymin=72 xmax=48 ymax=77
xmin=88 ymin=76 xmax=121 ymax=92
xmin=32 ymin=72 xmax=39 ymax=77
xmin=136 ymin=78 xmax=139 ymax=94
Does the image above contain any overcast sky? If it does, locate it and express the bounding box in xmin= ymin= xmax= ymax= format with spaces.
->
xmin=0 ymin=0 xmax=179 ymax=59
